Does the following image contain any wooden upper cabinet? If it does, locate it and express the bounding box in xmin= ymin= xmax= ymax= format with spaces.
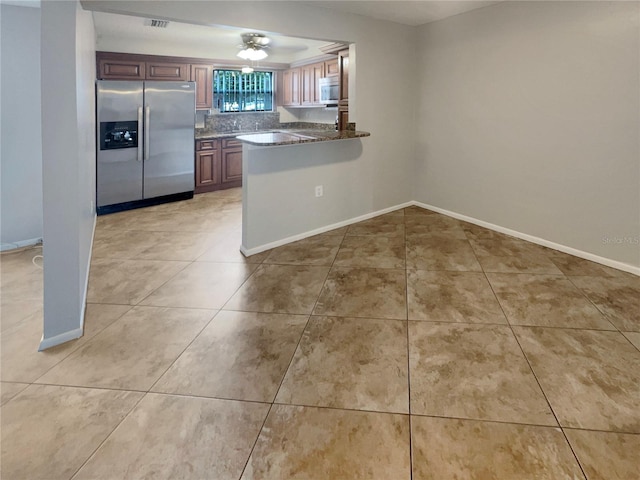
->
xmin=338 ymin=49 xmax=349 ymax=105
xmin=98 ymin=58 xmax=145 ymax=80
xmin=301 ymin=62 xmax=324 ymax=106
xmin=282 ymin=68 xmax=301 ymax=106
xmin=190 ymin=64 xmax=213 ymax=110
xmin=146 ymin=62 xmax=189 ymax=81
xmin=300 ymin=65 xmax=313 ymax=106
xmin=285 ymin=61 xmax=326 ymax=107
xmin=325 ymin=57 xmax=339 ymax=77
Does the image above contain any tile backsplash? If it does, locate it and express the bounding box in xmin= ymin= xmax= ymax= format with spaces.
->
xmin=204 ymin=112 xmax=281 ymax=133
xmin=197 ymin=111 xmax=335 ymax=136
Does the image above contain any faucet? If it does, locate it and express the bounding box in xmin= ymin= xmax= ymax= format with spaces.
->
xmin=255 ymin=122 xmax=259 ymax=131
xmin=233 ymin=120 xmax=239 ymax=131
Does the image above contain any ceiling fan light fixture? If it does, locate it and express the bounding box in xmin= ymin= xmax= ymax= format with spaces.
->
xmin=241 ymin=65 xmax=254 ymax=74
xmin=237 ymin=32 xmax=270 ymax=61
xmin=237 ymin=47 xmax=268 ymax=61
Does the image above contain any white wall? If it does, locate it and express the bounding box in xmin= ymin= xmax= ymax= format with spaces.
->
xmin=40 ymin=0 xmax=96 ymax=349
xmin=84 ymin=0 xmax=417 ymax=213
xmin=415 ymin=1 xmax=640 ymax=268
xmin=0 ymin=4 xmax=43 ymax=249
xmin=242 ymin=139 xmax=376 ymax=251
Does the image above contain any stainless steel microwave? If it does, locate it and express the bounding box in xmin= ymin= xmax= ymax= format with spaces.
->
xmin=319 ymin=77 xmax=339 ymax=104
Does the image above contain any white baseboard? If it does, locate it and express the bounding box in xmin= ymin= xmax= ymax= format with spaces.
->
xmin=1 ymin=237 xmax=43 ymax=252
xmin=38 ymin=214 xmax=97 ymax=351
xmin=38 ymin=327 xmax=83 ymax=351
xmin=241 ymin=199 xmax=638 ymax=277
xmin=413 ymin=201 xmax=640 ymax=277
xmin=79 ymin=215 xmax=97 ymax=331
xmin=240 ymin=201 xmax=413 ymax=256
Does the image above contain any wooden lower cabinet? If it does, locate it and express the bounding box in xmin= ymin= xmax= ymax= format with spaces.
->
xmin=195 ymin=149 xmax=220 ymax=192
xmin=338 ymin=106 xmax=349 ymax=131
xmin=195 ymin=139 xmax=242 ymax=194
xmin=221 ymin=138 xmax=243 ymax=185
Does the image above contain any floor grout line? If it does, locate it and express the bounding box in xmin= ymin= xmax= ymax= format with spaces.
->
xmin=237 ymin=310 xmax=313 ymax=480
xmin=402 ymin=211 xmax=415 ymax=480
xmin=67 ymin=388 xmax=148 ymax=480
xmin=482 ymin=270 xmax=590 ymax=480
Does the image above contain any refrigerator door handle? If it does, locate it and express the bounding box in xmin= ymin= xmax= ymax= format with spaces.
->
xmin=137 ymin=107 xmax=143 ymax=162
xmin=144 ymin=106 xmax=150 ymax=161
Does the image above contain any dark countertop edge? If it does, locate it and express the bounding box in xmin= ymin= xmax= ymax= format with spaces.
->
xmin=196 ymin=131 xmax=265 ymax=140
xmin=235 ymin=131 xmax=371 ymax=147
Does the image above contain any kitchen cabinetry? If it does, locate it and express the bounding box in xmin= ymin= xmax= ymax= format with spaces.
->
xmin=301 ymin=62 xmax=325 ymax=105
xmin=98 ymin=57 xmax=145 ymax=81
xmin=325 ymin=58 xmax=339 ymax=77
xmin=97 ymin=52 xmax=213 ymax=110
xmin=98 ymin=55 xmax=188 ymax=81
xmin=338 ymin=49 xmax=349 ymax=130
xmin=338 ymin=49 xmax=349 ymax=105
xmin=195 ymin=138 xmax=242 ymax=193
xmin=146 ymin=61 xmax=189 ymax=81
xmin=195 ymin=140 xmax=220 ymax=193
xmin=221 ymin=139 xmax=243 ymax=184
xmin=190 ymin=64 xmax=213 ymax=109
xmin=281 ymin=57 xmax=339 ymax=107
xmin=282 ymin=68 xmax=301 ymax=106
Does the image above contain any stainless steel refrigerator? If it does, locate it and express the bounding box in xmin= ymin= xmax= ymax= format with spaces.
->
xmin=96 ymin=80 xmax=195 ymax=214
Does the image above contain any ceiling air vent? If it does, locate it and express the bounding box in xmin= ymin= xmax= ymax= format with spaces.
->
xmin=148 ymin=19 xmax=170 ymax=28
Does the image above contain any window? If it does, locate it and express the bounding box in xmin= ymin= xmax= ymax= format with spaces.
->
xmin=213 ymin=70 xmax=273 ymax=112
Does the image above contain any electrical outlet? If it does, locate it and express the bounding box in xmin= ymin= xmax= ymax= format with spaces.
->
xmin=90 ymin=200 xmax=95 ymax=214
xmin=315 ymin=185 xmax=323 ymax=197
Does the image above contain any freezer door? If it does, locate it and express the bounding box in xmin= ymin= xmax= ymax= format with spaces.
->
xmin=96 ymin=81 xmax=144 ymax=207
xmin=143 ymin=81 xmax=195 ymax=199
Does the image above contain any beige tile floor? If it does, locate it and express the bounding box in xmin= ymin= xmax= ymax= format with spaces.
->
xmin=1 ymin=188 xmax=639 ymax=479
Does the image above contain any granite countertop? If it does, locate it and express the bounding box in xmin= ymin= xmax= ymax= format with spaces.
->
xmin=196 ymin=130 xmax=262 ymax=140
xmin=235 ymin=129 xmax=370 ymax=146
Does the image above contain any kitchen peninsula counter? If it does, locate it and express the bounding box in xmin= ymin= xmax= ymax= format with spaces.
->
xmin=239 ymin=127 xmax=370 ymax=256
xmin=236 ymin=129 xmax=370 ymax=146
xmin=195 ymin=129 xmax=370 ymax=144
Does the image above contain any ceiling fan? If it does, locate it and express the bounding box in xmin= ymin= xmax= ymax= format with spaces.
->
xmin=237 ymin=33 xmax=270 ymax=61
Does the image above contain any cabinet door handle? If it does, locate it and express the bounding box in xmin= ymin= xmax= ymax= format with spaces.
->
xmin=137 ymin=107 xmax=143 ymax=162
xmin=144 ymin=106 xmax=150 ymax=161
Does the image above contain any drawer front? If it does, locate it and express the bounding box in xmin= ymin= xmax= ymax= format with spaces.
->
xmin=222 ymin=138 xmax=242 ymax=149
xmin=196 ymin=140 xmax=216 ymax=151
